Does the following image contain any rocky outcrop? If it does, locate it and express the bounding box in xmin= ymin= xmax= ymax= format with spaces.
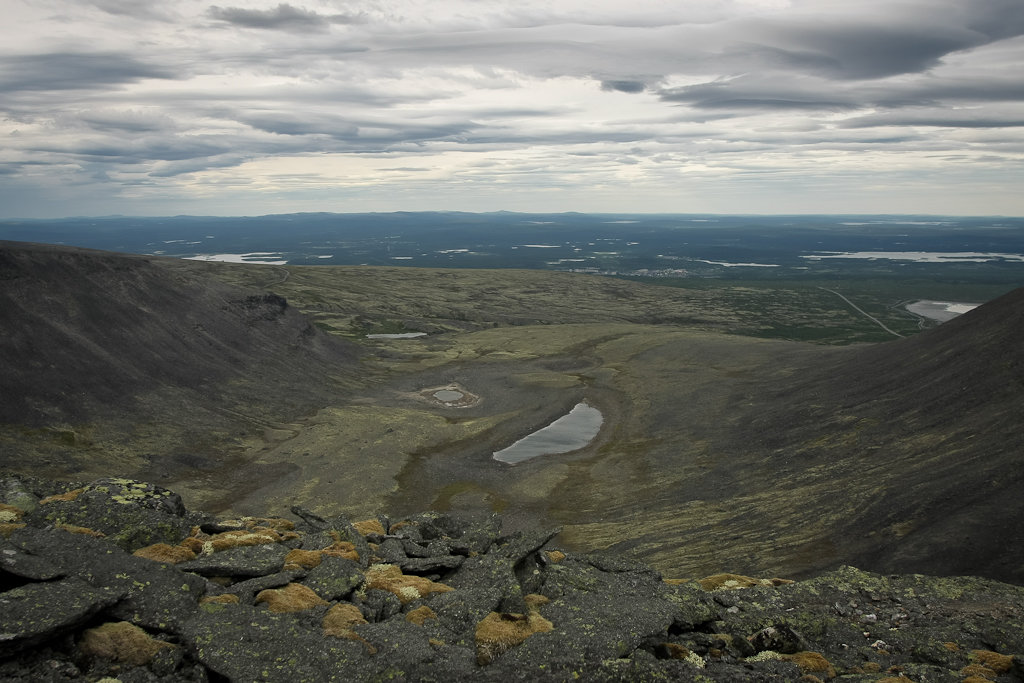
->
xmin=2 ymin=474 xmax=1023 ymax=682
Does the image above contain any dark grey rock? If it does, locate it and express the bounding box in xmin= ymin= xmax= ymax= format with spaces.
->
xmin=25 ymin=478 xmax=191 ymax=552
xmin=448 ymin=552 xmax=525 ymax=615
xmin=9 ymin=527 xmax=205 ymax=632
xmin=493 ymin=526 xmax=561 ymax=565
xmin=747 ymin=624 xmax=811 ymax=654
xmin=356 ymin=588 xmax=402 ymax=623
xmin=401 ymin=538 xmax=432 ymax=558
xmin=0 ymin=577 xmax=122 ymax=654
xmin=289 ymin=506 xmax=328 ymax=531
xmin=177 ymin=543 xmax=290 ymax=578
xmin=0 ymin=539 xmax=65 ymax=581
xmin=324 ymin=514 xmax=373 ymax=568
xmin=301 ymin=556 xmax=363 ymax=601
xmin=227 ymin=570 xmax=306 ymax=604
xmin=506 ymin=555 xmax=681 ymax=666
xmin=297 ymin=530 xmax=336 ymax=551
xmin=355 ymin=618 xmax=478 ymax=681
xmin=376 ymin=537 xmax=408 ymax=564
xmin=400 ymin=554 xmax=465 ymax=574
xmin=182 ymin=603 xmax=368 ymax=682
xmin=4 ymin=479 xmax=1024 ymax=683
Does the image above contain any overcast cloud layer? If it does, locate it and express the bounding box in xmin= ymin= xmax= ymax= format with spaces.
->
xmin=2 ymin=0 xmax=1023 ymax=217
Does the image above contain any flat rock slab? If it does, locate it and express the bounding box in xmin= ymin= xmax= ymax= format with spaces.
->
xmin=301 ymin=556 xmax=364 ymax=601
xmin=10 ymin=527 xmax=206 ymax=632
xmin=0 ymin=577 xmax=122 ymax=653
xmin=182 ymin=604 xmax=369 ymax=681
xmin=0 ymin=540 xmax=65 ymax=581
xmin=178 ymin=544 xmax=290 ymax=578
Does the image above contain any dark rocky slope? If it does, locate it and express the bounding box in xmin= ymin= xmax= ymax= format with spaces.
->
xmin=2 ymin=475 xmax=1022 ymax=682
xmin=0 ymin=241 xmax=356 ymax=426
xmin=0 ymin=241 xmax=362 ymax=499
xmin=741 ymin=287 xmax=1024 ymax=584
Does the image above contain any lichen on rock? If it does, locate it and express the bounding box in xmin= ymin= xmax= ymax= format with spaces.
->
xmin=474 ymin=610 xmax=554 ymax=665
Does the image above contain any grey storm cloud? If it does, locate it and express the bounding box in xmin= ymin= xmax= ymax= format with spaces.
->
xmin=658 ymin=77 xmax=858 ymax=112
xmin=601 ymin=80 xmax=646 ymax=94
xmin=0 ymin=53 xmax=175 ymax=92
xmin=207 ymin=3 xmax=365 ymax=31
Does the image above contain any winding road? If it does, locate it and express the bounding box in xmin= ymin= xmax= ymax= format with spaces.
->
xmin=818 ymin=287 xmax=905 ymax=339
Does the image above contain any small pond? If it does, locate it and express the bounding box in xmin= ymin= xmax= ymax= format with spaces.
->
xmin=493 ymin=402 xmax=603 ymax=464
xmin=433 ymin=389 xmax=465 ymax=402
xmin=365 ymin=332 xmax=427 ymax=339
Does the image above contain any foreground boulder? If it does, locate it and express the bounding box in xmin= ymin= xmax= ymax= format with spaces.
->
xmin=1 ymin=474 xmax=1023 ymax=681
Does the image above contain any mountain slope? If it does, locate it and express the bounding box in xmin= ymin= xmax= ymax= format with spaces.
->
xmin=0 ymin=241 xmax=357 ymax=425
xmin=743 ymin=286 xmax=1024 ymax=581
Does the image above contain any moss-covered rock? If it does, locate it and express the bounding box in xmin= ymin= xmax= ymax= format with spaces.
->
xmin=2 ymin=478 xmax=1023 ymax=682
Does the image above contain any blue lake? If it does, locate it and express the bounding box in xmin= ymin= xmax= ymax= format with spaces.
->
xmin=493 ymin=402 xmax=604 ymax=464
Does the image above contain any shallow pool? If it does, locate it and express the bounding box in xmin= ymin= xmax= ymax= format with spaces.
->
xmin=434 ymin=390 xmax=465 ymax=402
xmin=493 ymin=402 xmax=603 ymax=464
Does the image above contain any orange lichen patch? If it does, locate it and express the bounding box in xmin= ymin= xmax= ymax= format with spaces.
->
xmin=250 ymin=517 xmax=295 ymax=532
xmin=283 ymin=548 xmax=324 ymax=571
xmin=365 ymin=564 xmax=454 ymax=604
xmin=545 ymin=550 xmax=566 ymax=564
xmin=388 ymin=521 xmax=415 ymax=534
xmin=322 ymin=604 xmax=377 ymax=653
xmin=661 ymin=643 xmax=693 ymax=660
xmin=255 ymin=583 xmax=328 ymax=613
xmin=429 ymin=638 xmax=445 ymax=648
xmin=475 ymin=611 xmax=554 ymax=665
xmin=406 ymin=605 xmax=438 ymax=626
xmin=323 ymin=603 xmax=368 ymax=635
xmin=178 ymin=536 xmax=206 ymax=554
xmin=0 ymin=523 xmax=27 ymax=538
xmin=39 ymin=488 xmax=85 ymax=504
xmin=963 ymin=677 xmax=996 ymax=683
xmin=970 ymin=650 xmax=1013 ymax=674
xmin=206 ymin=528 xmax=282 ymax=552
xmin=199 ymin=594 xmax=240 ymax=605
xmin=960 ymin=664 xmax=998 ymax=680
xmin=664 ymin=578 xmax=692 ymax=585
xmin=0 ymin=503 xmax=25 ymax=522
xmin=861 ymin=662 xmax=881 ymax=673
xmin=133 ymin=543 xmax=197 ymax=564
xmin=698 ymin=573 xmax=785 ymax=591
xmin=56 ymin=523 xmax=105 ymax=538
xmin=215 ymin=516 xmax=296 ymax=532
xmin=322 ymin=541 xmax=360 ymax=562
xmin=322 ymin=603 xmax=366 ymax=632
xmin=875 ymin=677 xmax=913 ymax=683
xmin=781 ymin=652 xmax=836 ymax=679
xmin=352 ymin=519 xmax=386 ymax=536
xmin=79 ymin=621 xmax=174 ymax=666
xmin=944 ymin=642 xmax=961 ymax=652
xmin=524 ymin=593 xmax=550 ymax=609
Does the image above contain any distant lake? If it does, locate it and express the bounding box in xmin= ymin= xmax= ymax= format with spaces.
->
xmin=493 ymin=402 xmax=603 ymax=464
xmin=906 ymin=300 xmax=979 ymax=322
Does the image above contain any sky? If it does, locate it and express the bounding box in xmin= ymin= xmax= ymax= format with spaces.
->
xmin=2 ymin=0 xmax=1023 ymax=218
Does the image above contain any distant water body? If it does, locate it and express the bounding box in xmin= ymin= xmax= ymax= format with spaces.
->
xmin=493 ymin=402 xmax=603 ymax=464
xmin=905 ymin=300 xmax=979 ymax=322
